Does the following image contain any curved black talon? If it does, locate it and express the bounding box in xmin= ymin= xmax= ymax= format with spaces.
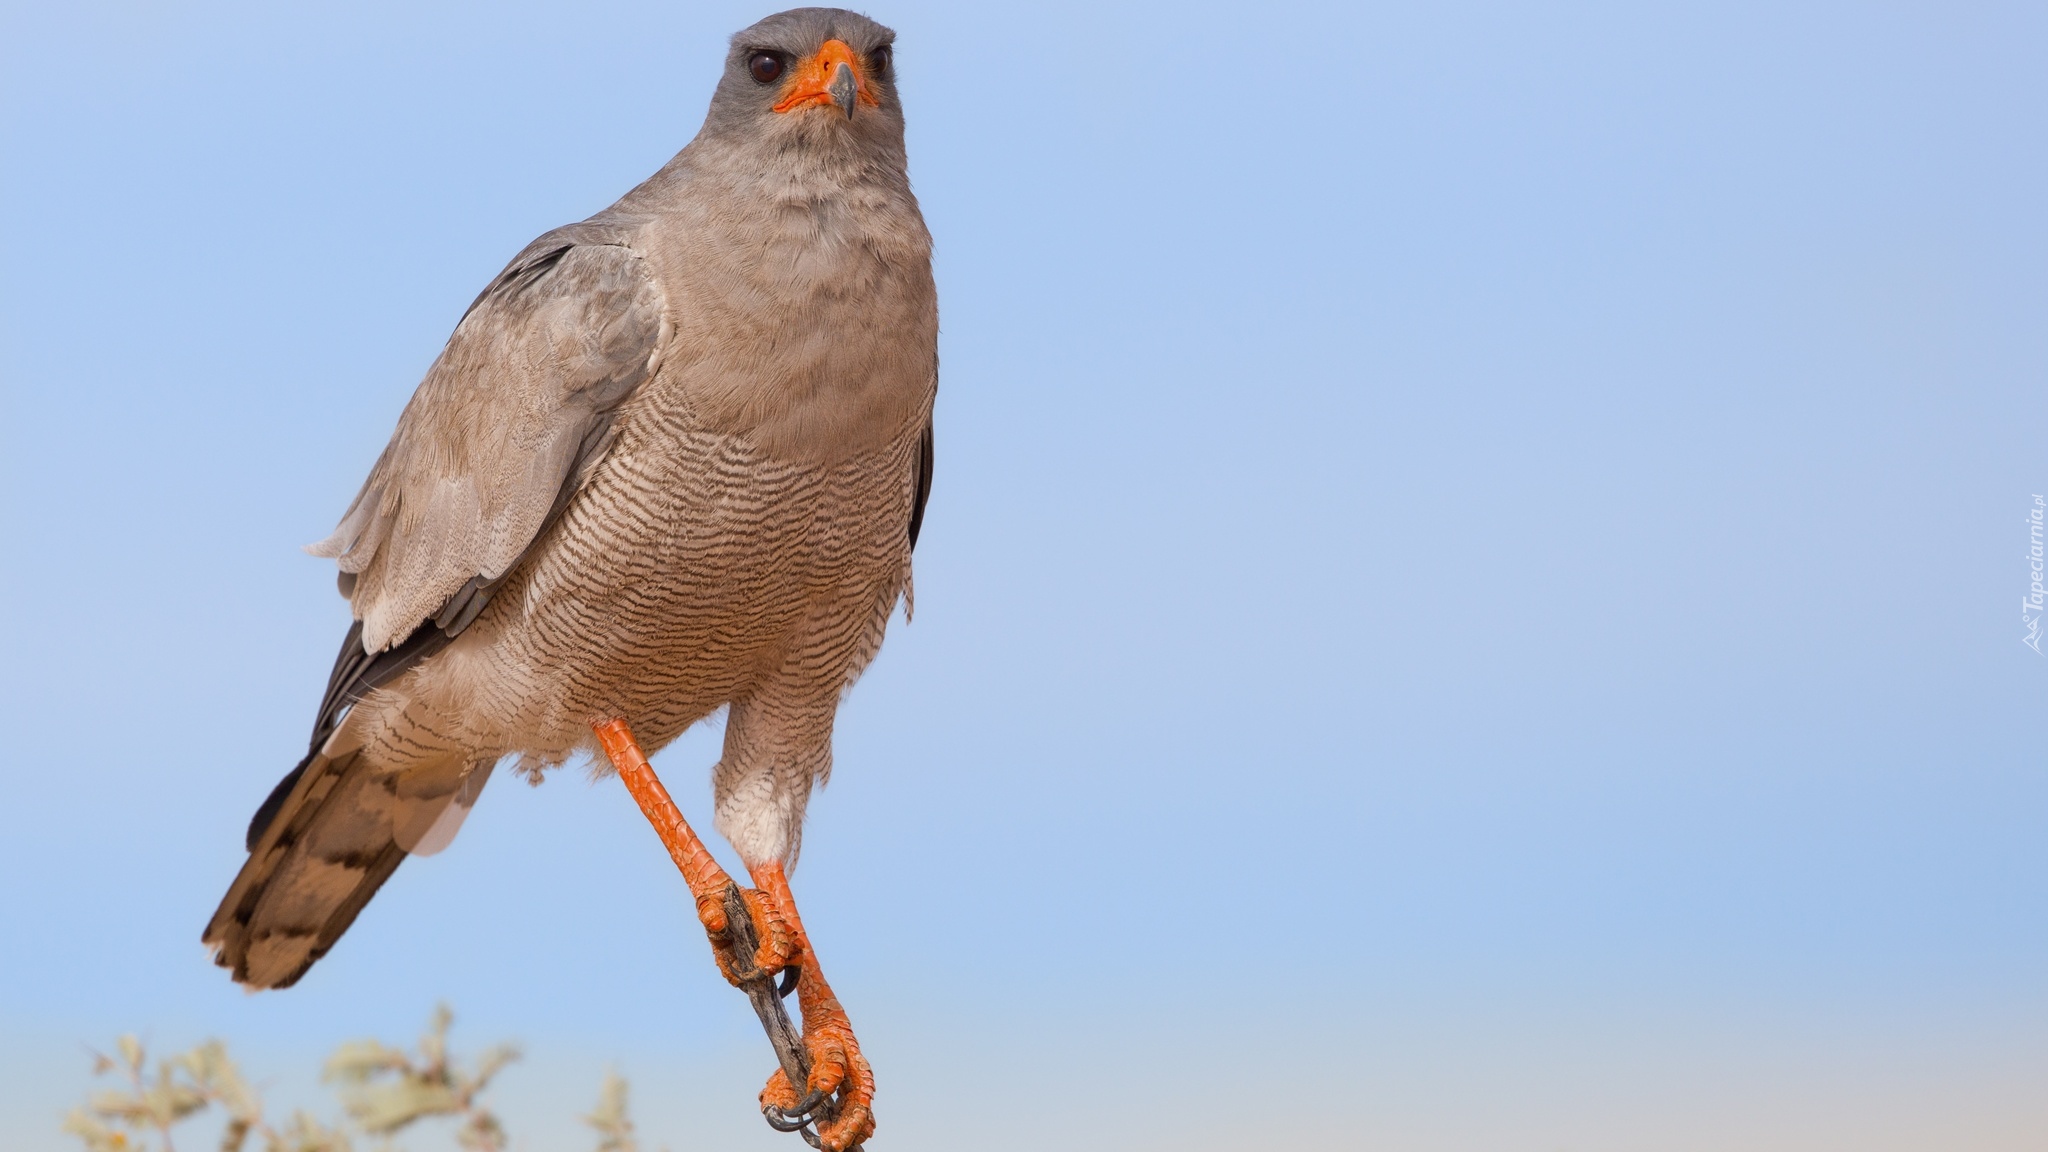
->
xmin=778 ymin=965 xmax=801 ymax=999
xmin=763 ymin=1100 xmax=861 ymax=1152
xmin=763 ymin=1087 xmax=829 ymax=1130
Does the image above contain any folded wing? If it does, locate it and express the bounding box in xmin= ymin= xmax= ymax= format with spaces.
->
xmin=205 ymin=227 xmax=668 ymax=987
xmin=313 ymin=225 xmax=669 ymax=654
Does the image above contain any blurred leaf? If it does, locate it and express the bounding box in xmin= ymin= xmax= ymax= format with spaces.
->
xmin=141 ymin=1079 xmax=207 ymax=1127
xmin=456 ymin=1109 xmax=506 ymax=1152
xmin=178 ymin=1041 xmax=262 ymax=1124
xmin=89 ymin=1087 xmax=154 ymax=1125
xmin=321 ymin=1041 xmax=411 ymax=1084
xmin=471 ymin=1044 xmax=520 ymax=1091
xmin=325 ymin=1005 xmax=516 ymax=1149
xmin=583 ymin=1070 xmax=637 ymax=1152
xmin=419 ymin=1004 xmax=452 ymax=1072
xmin=265 ymin=1110 xmax=352 ymax=1152
xmin=71 ymin=1008 xmax=541 ymax=1152
xmin=73 ymin=1036 xmax=262 ymax=1152
xmin=62 ymin=1108 xmax=135 ymax=1152
xmin=344 ymin=1077 xmax=462 ymax=1134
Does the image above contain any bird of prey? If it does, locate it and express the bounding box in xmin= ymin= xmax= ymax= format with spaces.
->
xmin=202 ymin=10 xmax=933 ymax=1148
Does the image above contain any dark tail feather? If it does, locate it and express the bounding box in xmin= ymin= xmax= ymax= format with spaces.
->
xmin=246 ymin=751 xmax=314 ymax=851
xmin=203 ymin=744 xmax=484 ymax=989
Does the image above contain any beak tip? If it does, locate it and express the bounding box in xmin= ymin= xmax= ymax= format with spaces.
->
xmin=828 ymin=61 xmax=859 ymax=119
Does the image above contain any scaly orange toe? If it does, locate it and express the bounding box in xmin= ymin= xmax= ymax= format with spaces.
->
xmin=752 ymin=862 xmax=876 ymax=1151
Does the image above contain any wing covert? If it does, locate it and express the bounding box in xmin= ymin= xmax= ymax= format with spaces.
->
xmin=310 ymin=228 xmax=667 ymax=655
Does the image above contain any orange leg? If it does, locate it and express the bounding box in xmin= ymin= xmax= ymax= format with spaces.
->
xmin=592 ymin=718 xmax=793 ymax=987
xmin=751 ymin=861 xmax=876 ymax=1151
xmin=593 ymin=718 xmax=873 ymax=1151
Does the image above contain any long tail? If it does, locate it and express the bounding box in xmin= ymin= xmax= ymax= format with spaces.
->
xmin=202 ymin=739 xmax=490 ymax=989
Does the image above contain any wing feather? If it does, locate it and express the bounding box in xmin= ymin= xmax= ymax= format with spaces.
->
xmin=310 ymin=226 xmax=667 ymax=654
xmin=909 ymin=421 xmax=933 ymax=550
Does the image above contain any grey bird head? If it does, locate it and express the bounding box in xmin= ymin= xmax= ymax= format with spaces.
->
xmin=702 ymin=9 xmax=902 ymax=149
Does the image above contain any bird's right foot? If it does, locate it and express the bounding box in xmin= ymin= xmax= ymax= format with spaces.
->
xmin=697 ymin=881 xmax=796 ymax=987
xmin=593 ymin=718 xmax=794 ymax=985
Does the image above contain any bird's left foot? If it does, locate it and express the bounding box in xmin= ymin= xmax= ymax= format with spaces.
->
xmin=752 ymin=863 xmax=876 ymax=1152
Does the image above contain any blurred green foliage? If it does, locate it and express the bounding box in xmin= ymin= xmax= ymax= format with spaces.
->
xmin=65 ymin=1006 xmax=645 ymax=1152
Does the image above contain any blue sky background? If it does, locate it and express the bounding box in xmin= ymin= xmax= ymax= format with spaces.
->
xmin=3 ymin=1 xmax=2046 ymax=1149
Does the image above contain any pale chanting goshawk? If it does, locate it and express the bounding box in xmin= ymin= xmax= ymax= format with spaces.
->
xmin=204 ymin=11 xmax=936 ymax=1148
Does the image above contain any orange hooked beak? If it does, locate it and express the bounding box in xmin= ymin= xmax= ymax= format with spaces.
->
xmin=772 ymin=39 xmax=880 ymax=119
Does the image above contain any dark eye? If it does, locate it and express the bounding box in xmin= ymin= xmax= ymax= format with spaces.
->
xmin=869 ymin=45 xmax=892 ymax=75
xmin=748 ymin=52 xmax=784 ymax=84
